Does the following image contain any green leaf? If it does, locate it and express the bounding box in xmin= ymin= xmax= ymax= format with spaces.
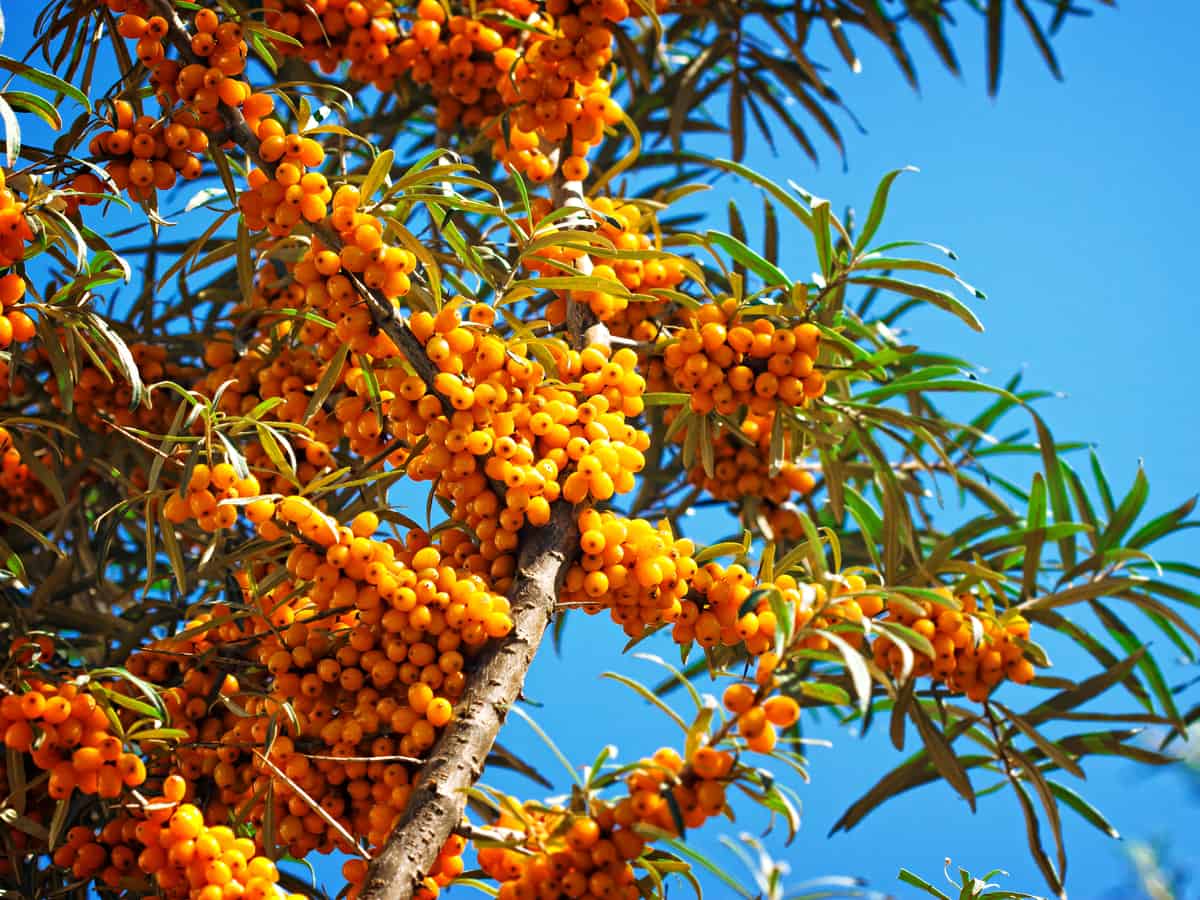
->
xmin=796 ymin=681 xmax=851 ymax=706
xmin=1023 ymin=649 xmax=1146 ymax=726
xmin=634 ymin=828 xmax=756 ymax=899
xmin=486 ymin=741 xmax=553 ymax=790
xmin=816 ymin=629 xmax=871 ymax=718
xmin=994 ymin=703 xmax=1085 ymax=780
xmin=509 ymin=705 xmax=584 ymax=789
xmin=1089 ymin=600 xmax=1181 ymax=727
xmin=897 ymin=869 xmax=951 ymax=900
xmin=854 ymin=167 xmax=919 ymax=255
xmin=1099 ymin=462 xmax=1149 ymax=550
xmin=1047 ymin=780 xmax=1119 ymax=840
xmin=706 ymin=230 xmax=789 ymax=287
xmin=810 ymin=198 xmax=833 ymax=279
xmin=0 ymin=55 xmax=89 ymax=108
xmin=2 ymin=90 xmax=59 ymax=130
xmin=849 ymin=276 xmax=983 ymax=331
xmin=1128 ymin=493 xmax=1198 ymax=549
xmin=602 ymin=671 xmax=688 ymax=732
xmin=909 ymin=702 xmax=975 ymax=810
xmin=360 ymin=148 xmax=394 ymax=202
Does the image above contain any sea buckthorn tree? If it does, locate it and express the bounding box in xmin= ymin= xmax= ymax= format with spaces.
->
xmin=0 ymin=1 xmax=1189 ymax=900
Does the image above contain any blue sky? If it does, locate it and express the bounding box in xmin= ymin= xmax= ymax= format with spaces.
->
xmin=7 ymin=3 xmax=1200 ymax=898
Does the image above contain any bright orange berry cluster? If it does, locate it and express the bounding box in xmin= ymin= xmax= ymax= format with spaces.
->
xmin=265 ymin=0 xmax=404 ymax=89
xmin=0 ymin=171 xmax=35 ymax=340
xmin=681 ymin=410 xmax=817 ymax=539
xmin=522 ymin=195 xmax=685 ymax=328
xmin=477 ymin=800 xmax=646 ymax=900
xmin=241 ymin=117 xmax=332 ymax=236
xmin=162 ymin=461 xmax=263 ymax=532
xmin=388 ymin=308 xmax=648 ymax=551
xmin=74 ymin=100 xmax=206 ymax=203
xmin=151 ymin=11 xmax=252 ymax=109
xmin=872 ymin=589 xmax=1036 ymax=701
xmin=489 ymin=0 xmax=632 ymax=180
xmin=107 ymin=2 xmax=251 ymax=122
xmin=473 ymin=738 xmax=738 ymax=898
xmin=106 ymin=509 xmax=507 ymax=881
xmin=0 ymin=271 xmax=34 ymax=348
xmin=396 ymin=0 xmax=524 ymax=132
xmin=1 ymin=666 xmax=147 ymax=803
xmin=0 ymin=427 xmax=55 ymax=518
xmin=676 ymin=567 xmax=876 ymax=655
xmin=294 ymin=184 xmax=418 ymax=314
xmin=721 ymin=682 xmax=800 ymax=754
xmin=0 ymin=172 xmax=37 ymax=355
xmin=75 ymin=773 xmax=306 ymax=900
xmin=562 ymin=510 xmax=697 ymax=636
xmin=662 ymin=300 xmax=826 ymax=414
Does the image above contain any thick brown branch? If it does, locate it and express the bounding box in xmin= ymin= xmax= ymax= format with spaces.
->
xmin=358 ymin=503 xmax=579 ymax=900
xmin=359 ymin=165 xmax=598 ymax=899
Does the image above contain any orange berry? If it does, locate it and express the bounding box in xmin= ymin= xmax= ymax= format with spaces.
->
xmin=762 ymin=695 xmax=800 ymax=728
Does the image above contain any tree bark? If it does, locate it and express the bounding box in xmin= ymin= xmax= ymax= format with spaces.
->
xmin=358 ymin=503 xmax=579 ymax=900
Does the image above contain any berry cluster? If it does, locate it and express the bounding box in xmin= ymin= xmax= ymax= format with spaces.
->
xmin=43 ymin=342 xmax=189 ymax=435
xmin=676 ymin=567 xmax=873 ymax=656
xmin=395 ymin=0 xmax=520 ymax=132
xmin=477 ymin=801 xmax=646 ymax=900
xmin=0 ymin=171 xmax=35 ymax=326
xmin=0 ymin=173 xmax=37 ymax=355
xmin=107 ymin=509 xmax=504 ymax=889
xmin=0 ymin=272 xmax=35 ymax=348
xmin=294 ymin=184 xmax=418 ymax=315
xmin=0 ymin=427 xmax=55 ymax=519
xmin=240 ymin=115 xmax=332 ymax=236
xmin=720 ymin=683 xmax=800 ymax=754
xmin=76 ymin=101 xmax=207 ymax=202
xmin=872 ymin=589 xmax=1036 ymax=701
xmin=682 ymin=410 xmax=817 ymax=540
xmin=474 ymin=740 xmax=743 ymax=898
xmin=390 ymin=308 xmax=649 ymax=553
xmin=264 ymin=0 xmax=404 ymax=90
xmin=661 ymin=300 xmax=826 ymax=415
xmin=57 ymin=773 xmax=306 ymax=900
xmin=524 ymin=195 xmax=685 ymax=329
xmin=1 ymin=658 xmax=147 ymax=802
xmin=562 ymin=510 xmax=696 ymax=637
xmin=107 ymin=3 xmax=251 ymax=123
xmin=162 ymin=461 xmax=263 ymax=532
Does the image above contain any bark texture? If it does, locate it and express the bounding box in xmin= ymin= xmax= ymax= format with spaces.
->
xmin=358 ymin=504 xmax=579 ymax=899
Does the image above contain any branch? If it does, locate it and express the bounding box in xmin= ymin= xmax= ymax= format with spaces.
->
xmin=358 ymin=504 xmax=579 ymax=900
xmin=146 ymin=0 xmax=263 ymax=163
xmin=359 ymin=163 xmax=596 ymax=900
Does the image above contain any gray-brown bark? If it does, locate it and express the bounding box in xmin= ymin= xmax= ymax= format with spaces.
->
xmin=357 ymin=503 xmax=579 ymax=899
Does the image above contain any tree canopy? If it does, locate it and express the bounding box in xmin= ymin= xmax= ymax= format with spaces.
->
xmin=0 ymin=1 xmax=1192 ymax=900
